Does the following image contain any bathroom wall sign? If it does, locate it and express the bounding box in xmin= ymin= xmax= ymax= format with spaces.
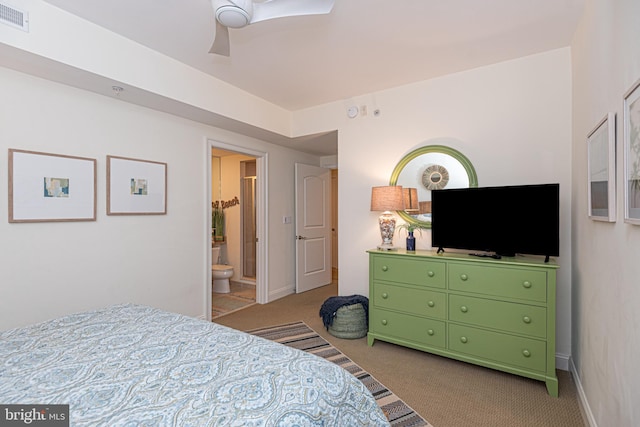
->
xmin=213 ymin=196 xmax=239 ymax=210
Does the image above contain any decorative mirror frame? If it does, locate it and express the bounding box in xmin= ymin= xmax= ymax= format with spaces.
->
xmin=389 ymin=145 xmax=478 ymax=228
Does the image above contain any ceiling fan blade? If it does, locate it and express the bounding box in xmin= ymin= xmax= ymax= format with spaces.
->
xmin=251 ymin=0 xmax=335 ymax=24
xmin=209 ymin=19 xmax=230 ymax=56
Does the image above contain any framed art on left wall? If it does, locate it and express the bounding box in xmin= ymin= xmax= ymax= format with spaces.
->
xmin=107 ymin=155 xmax=167 ymax=215
xmin=8 ymin=149 xmax=97 ymax=223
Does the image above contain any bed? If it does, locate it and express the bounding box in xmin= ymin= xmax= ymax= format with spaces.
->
xmin=0 ymin=304 xmax=390 ymax=426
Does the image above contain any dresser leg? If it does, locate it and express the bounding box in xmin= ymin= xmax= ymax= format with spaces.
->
xmin=367 ymin=334 xmax=375 ymax=347
xmin=545 ymin=377 xmax=558 ymax=397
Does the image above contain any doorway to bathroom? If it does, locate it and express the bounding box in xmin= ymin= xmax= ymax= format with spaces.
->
xmin=209 ymin=141 xmax=266 ymax=319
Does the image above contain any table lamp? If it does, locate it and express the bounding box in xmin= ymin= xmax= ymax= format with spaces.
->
xmin=419 ymin=201 xmax=432 ymax=214
xmin=370 ymin=186 xmax=405 ymax=250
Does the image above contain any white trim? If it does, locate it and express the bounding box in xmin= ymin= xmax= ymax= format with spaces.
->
xmin=556 ymin=352 xmax=570 ymax=371
xmin=255 ymin=152 xmax=269 ymax=304
xmin=268 ymin=285 xmax=295 ymax=302
xmin=204 ymin=140 xmax=213 ymax=320
xmin=569 ymin=357 xmax=597 ymax=427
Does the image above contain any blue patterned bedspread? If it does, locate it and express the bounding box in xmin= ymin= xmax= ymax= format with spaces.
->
xmin=0 ymin=304 xmax=389 ymax=426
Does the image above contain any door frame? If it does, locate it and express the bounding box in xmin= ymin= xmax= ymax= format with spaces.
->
xmin=206 ymin=139 xmax=268 ymax=321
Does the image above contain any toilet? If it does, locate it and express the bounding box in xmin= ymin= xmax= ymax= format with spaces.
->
xmin=211 ymin=246 xmax=233 ymax=293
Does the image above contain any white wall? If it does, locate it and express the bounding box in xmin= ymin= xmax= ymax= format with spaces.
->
xmin=295 ymin=49 xmax=573 ymax=360
xmin=0 ymin=0 xmax=292 ymax=137
xmin=571 ymin=0 xmax=640 ymax=425
xmin=0 ymin=66 xmax=319 ymax=331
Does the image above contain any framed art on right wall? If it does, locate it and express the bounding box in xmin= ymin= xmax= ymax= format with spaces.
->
xmin=624 ymin=78 xmax=640 ymax=224
xmin=587 ymin=112 xmax=616 ymax=222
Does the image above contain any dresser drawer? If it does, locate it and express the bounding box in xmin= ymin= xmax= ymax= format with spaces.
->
xmin=449 ymin=263 xmax=547 ymax=302
xmin=370 ymin=309 xmax=446 ymax=349
xmin=449 ymin=295 xmax=546 ymax=338
xmin=372 ymin=256 xmax=445 ymax=288
xmin=448 ymin=324 xmax=546 ymax=372
xmin=373 ymin=283 xmax=446 ymax=319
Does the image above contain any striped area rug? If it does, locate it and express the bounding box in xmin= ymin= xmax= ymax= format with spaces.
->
xmin=248 ymin=321 xmax=432 ymax=427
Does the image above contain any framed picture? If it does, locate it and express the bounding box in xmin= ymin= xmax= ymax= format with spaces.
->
xmin=624 ymin=78 xmax=640 ymax=224
xmin=8 ymin=149 xmax=96 ymax=222
xmin=107 ymin=155 xmax=167 ymax=215
xmin=587 ymin=112 xmax=616 ymax=222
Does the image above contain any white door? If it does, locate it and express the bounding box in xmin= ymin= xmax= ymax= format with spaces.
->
xmin=295 ymin=163 xmax=332 ymax=293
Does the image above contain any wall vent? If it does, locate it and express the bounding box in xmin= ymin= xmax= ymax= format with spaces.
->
xmin=0 ymin=2 xmax=29 ymax=32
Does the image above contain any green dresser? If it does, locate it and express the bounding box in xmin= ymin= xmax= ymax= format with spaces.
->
xmin=368 ymin=249 xmax=559 ymax=396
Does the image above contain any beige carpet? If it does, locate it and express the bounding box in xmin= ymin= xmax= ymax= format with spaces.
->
xmin=248 ymin=320 xmax=432 ymax=426
xmin=214 ymin=282 xmax=587 ymax=427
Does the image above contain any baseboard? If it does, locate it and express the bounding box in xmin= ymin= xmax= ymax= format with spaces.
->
xmin=556 ymin=352 xmax=570 ymax=371
xmin=569 ymin=357 xmax=597 ymax=427
xmin=268 ymin=285 xmax=295 ymax=302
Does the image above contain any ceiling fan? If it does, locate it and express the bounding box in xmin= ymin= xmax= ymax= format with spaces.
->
xmin=209 ymin=0 xmax=335 ymax=56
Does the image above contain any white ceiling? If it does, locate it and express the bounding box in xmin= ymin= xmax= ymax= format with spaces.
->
xmin=42 ymin=0 xmax=584 ymax=112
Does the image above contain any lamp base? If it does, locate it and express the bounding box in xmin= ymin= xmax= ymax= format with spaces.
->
xmin=377 ymin=243 xmax=397 ymax=251
xmin=377 ymin=211 xmax=398 ymax=251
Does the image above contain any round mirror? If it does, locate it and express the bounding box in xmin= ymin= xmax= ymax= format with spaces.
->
xmin=390 ymin=145 xmax=478 ymax=228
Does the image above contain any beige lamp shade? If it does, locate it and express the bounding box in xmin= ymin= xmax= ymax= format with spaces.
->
xmin=371 ymin=185 xmax=404 ymax=250
xmin=403 ymin=187 xmax=419 ymax=213
xmin=419 ymin=201 xmax=432 ymax=214
xmin=371 ymin=186 xmax=404 ymax=211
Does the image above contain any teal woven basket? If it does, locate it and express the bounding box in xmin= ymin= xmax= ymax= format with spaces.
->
xmin=328 ymin=303 xmax=368 ymax=339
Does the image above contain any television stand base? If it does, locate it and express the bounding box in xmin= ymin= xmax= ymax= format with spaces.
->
xmin=469 ymin=252 xmax=502 ymax=259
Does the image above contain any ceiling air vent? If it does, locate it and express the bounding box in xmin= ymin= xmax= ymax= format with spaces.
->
xmin=0 ymin=2 xmax=29 ymax=32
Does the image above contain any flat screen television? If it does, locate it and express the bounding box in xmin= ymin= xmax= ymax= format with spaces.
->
xmin=431 ymin=183 xmax=559 ymax=262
